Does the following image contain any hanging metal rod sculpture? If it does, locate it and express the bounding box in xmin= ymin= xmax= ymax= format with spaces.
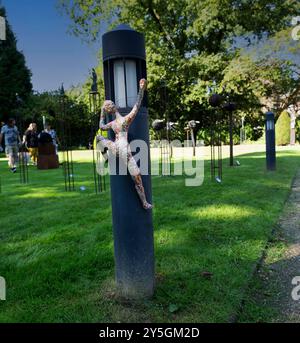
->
xmin=209 ymin=93 xmax=223 ymax=183
xmin=18 ymin=148 xmax=29 ymax=184
xmin=59 ymin=84 xmax=75 ymax=191
xmin=16 ymin=94 xmax=29 ymax=184
xmin=152 ymin=119 xmax=172 ymax=176
xmin=89 ymin=68 xmax=106 ymax=194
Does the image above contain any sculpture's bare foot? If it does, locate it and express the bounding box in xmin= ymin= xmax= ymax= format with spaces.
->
xmin=143 ymin=202 xmax=153 ymax=210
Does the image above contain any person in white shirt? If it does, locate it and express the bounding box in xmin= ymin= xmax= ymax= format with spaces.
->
xmin=0 ymin=118 xmax=21 ymax=173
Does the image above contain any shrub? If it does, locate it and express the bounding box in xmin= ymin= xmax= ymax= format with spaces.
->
xmin=275 ymin=110 xmax=290 ymax=146
xmin=296 ymin=118 xmax=300 ymax=143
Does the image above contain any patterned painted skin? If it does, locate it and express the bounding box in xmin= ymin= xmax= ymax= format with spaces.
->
xmin=97 ymin=79 xmax=152 ymax=210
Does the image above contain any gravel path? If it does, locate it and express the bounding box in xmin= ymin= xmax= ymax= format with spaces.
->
xmin=261 ymin=170 xmax=300 ymax=322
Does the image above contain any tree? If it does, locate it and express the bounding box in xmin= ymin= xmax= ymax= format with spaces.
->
xmin=0 ymin=6 xmax=32 ymax=121
xmin=58 ymin=0 xmax=300 ymax=140
xmin=244 ymin=27 xmax=300 ymax=115
xmin=20 ymin=90 xmax=91 ymax=147
xmin=276 ymin=110 xmax=290 ymax=145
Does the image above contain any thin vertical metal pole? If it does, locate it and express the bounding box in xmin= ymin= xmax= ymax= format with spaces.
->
xmin=90 ymin=91 xmax=104 ymax=194
xmin=19 ymin=152 xmax=28 ymax=184
xmin=210 ymin=112 xmax=216 ymax=181
xmin=26 ymin=155 xmax=29 ymax=183
xmin=70 ymin=149 xmax=74 ymax=191
xmin=90 ymin=93 xmax=98 ymax=194
xmin=66 ymin=150 xmax=70 ymax=191
xmin=92 ymin=148 xmax=98 ymax=194
xmin=102 ymin=164 xmax=106 ymax=191
xmin=19 ymin=152 xmax=22 ymax=183
xmin=191 ymin=129 xmax=196 ymax=157
xmin=218 ymin=131 xmax=222 ymax=180
xmin=229 ymin=111 xmax=234 ymax=166
xmin=63 ymin=151 xmax=67 ymax=191
xmin=96 ymin=151 xmax=102 ymax=193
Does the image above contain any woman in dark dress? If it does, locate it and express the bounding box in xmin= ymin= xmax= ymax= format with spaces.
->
xmin=24 ymin=123 xmax=39 ymax=165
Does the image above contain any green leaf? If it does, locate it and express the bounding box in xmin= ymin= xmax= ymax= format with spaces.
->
xmin=168 ymin=304 xmax=180 ymax=313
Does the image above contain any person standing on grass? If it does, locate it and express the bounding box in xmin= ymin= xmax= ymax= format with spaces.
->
xmin=43 ymin=123 xmax=60 ymax=154
xmin=0 ymin=118 xmax=21 ymax=173
xmin=23 ymin=123 xmax=39 ymax=165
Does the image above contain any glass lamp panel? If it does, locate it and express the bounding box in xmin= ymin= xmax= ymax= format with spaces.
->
xmin=125 ymin=60 xmax=137 ymax=107
xmin=267 ymin=121 xmax=274 ymax=131
xmin=113 ymin=60 xmax=126 ymax=108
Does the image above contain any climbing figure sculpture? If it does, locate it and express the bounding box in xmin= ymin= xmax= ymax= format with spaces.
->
xmin=96 ymin=79 xmax=152 ymax=210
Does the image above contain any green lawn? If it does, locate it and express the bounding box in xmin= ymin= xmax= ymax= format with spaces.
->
xmin=0 ymin=149 xmax=299 ymax=323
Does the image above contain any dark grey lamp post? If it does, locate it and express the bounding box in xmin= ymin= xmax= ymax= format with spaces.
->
xmin=265 ymin=111 xmax=276 ymax=171
xmin=102 ymin=24 xmax=155 ymax=298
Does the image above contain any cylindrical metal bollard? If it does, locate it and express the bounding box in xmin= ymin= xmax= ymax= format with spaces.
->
xmin=102 ymin=24 xmax=155 ymax=298
xmin=265 ymin=111 xmax=276 ymax=171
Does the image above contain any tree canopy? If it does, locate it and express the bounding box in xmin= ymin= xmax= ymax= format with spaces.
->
xmin=0 ymin=6 xmax=32 ymax=122
xmin=59 ymin=0 xmax=300 ymax=141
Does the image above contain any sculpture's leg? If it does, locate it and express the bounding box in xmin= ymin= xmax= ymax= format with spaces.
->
xmin=127 ymin=154 xmax=153 ymax=210
xmin=96 ymin=135 xmax=116 ymax=161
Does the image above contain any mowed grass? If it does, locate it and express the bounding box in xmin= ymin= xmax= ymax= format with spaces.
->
xmin=0 ymin=149 xmax=299 ymax=323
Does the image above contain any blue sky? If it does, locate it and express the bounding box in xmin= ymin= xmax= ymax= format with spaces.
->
xmin=2 ymin=1 xmax=299 ymax=93
xmin=2 ymin=0 xmax=101 ymax=92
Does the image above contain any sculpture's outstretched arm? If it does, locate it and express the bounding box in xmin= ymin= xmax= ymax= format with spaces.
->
xmin=99 ymin=108 xmax=112 ymax=131
xmin=125 ymin=79 xmax=147 ymax=125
